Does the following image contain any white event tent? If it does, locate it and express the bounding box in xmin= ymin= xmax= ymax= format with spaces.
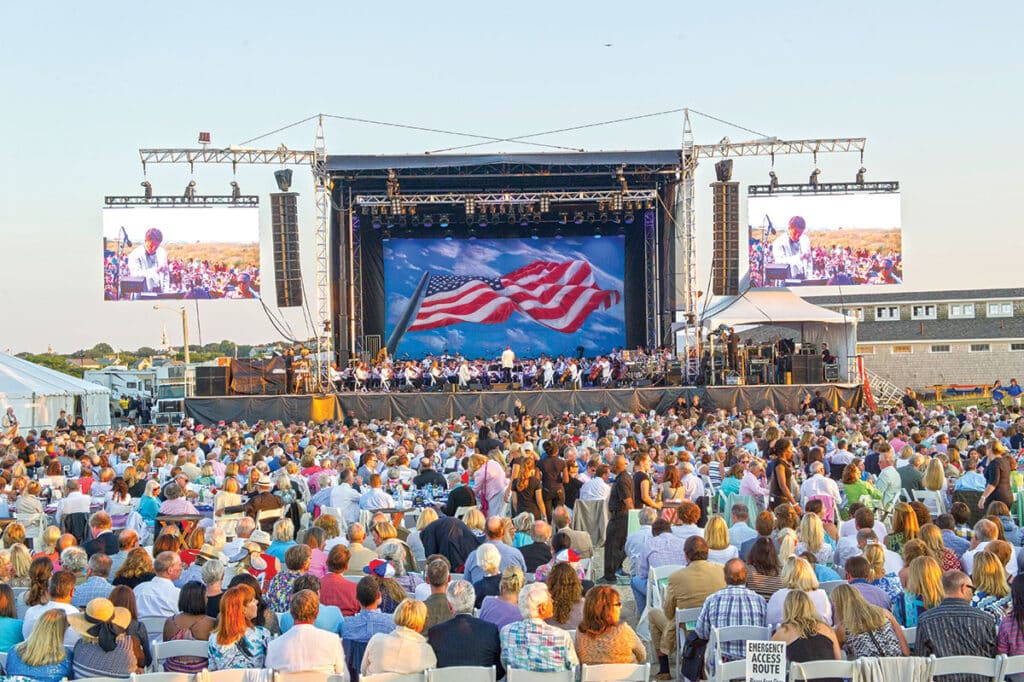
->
xmin=0 ymin=352 xmax=111 ymax=433
xmin=678 ymin=289 xmax=858 ymax=380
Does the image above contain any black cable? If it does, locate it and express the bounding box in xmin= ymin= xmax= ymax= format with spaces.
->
xmin=236 ymin=114 xmax=319 ymax=147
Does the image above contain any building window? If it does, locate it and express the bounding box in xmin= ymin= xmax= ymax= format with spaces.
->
xmin=126 ymin=381 xmax=137 ymax=389
xmin=875 ymin=306 xmax=900 ymax=321
xmin=988 ymin=302 xmax=1014 ymax=318
xmin=911 ymin=304 xmax=937 ymax=320
xmin=1012 ymin=343 xmax=1024 ymax=352
xmin=930 ymin=344 xmax=952 ymax=353
xmin=841 ymin=307 xmax=865 ymax=321
xmin=857 ymin=345 xmax=875 ymax=355
xmin=892 ymin=345 xmax=912 ymax=354
xmin=970 ymin=343 xmax=991 ymax=352
xmin=949 ymin=303 xmax=975 ymax=319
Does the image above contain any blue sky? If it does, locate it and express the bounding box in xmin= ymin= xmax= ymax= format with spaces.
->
xmin=1 ymin=1 xmax=1022 ymax=352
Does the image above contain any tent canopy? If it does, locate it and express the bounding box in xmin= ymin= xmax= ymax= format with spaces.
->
xmin=0 ymin=353 xmax=111 ymax=433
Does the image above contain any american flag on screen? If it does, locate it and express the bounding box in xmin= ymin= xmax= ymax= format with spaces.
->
xmin=407 ymin=260 xmax=620 ymax=333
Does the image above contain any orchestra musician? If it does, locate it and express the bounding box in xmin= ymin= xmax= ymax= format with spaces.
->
xmin=354 ymin=362 xmax=368 ymax=391
xmin=501 ymin=345 xmax=515 ymax=383
xmin=126 ymin=227 xmax=169 ymax=293
xmin=726 ymin=327 xmax=739 ymax=371
xmin=380 ymin=362 xmax=393 ymax=392
xmin=568 ymin=359 xmax=582 ymax=390
xmin=541 ymin=356 xmax=555 ymax=389
xmin=457 ymin=359 xmax=471 ymax=389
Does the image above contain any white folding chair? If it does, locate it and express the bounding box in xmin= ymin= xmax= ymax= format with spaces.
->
xmin=648 ymin=564 xmax=684 ymax=610
xmin=1001 ymin=654 xmax=1024 ymax=680
xmin=257 ymin=507 xmax=285 ymax=526
xmin=359 ymin=674 xmax=426 ymax=682
xmin=151 ymin=639 xmax=210 ymax=672
xmin=580 ymin=663 xmax=649 ymax=682
xmin=506 ymin=670 xmax=574 ymax=682
xmin=455 ymin=505 xmax=478 ymax=519
xmin=790 ymin=660 xmax=857 ymax=681
xmin=274 ymin=672 xmax=333 ymax=682
xmin=202 ymin=669 xmax=273 ymax=682
xmin=216 ymin=511 xmax=245 ymax=538
xmin=673 ymin=606 xmax=704 ymax=676
xmin=928 ymin=655 xmax=1003 ymax=681
xmin=319 ymin=506 xmax=344 ymax=522
xmin=820 ymin=580 xmax=846 ymax=595
xmin=707 ymin=625 xmax=772 ymax=680
xmin=140 ymin=616 xmax=169 ymax=644
xmin=425 ymin=665 xmax=497 ymax=682
xmin=912 ymin=489 xmax=947 ymax=517
xmin=135 ymin=673 xmax=196 ymax=682
xmin=715 ymin=660 xmax=747 ymax=682
xmin=75 ymin=677 xmax=133 ymax=682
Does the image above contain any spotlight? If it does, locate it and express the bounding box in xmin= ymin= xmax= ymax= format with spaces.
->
xmin=230 ymin=180 xmax=241 ymax=201
xmin=183 ymin=180 xmax=196 ymax=200
xmin=624 ymin=211 xmax=635 ymax=225
xmin=540 ymin=196 xmax=551 ymax=213
xmin=768 ymin=170 xmax=779 ymax=190
xmin=477 ymin=214 xmax=488 ymax=228
xmin=361 ymin=205 xmax=369 ymax=215
xmin=467 ymin=226 xmax=478 ymax=240
xmin=558 ymin=212 xmax=568 ymax=225
xmin=398 ymin=216 xmax=407 ymax=228
xmin=573 ymin=212 xmax=584 ymax=225
xmin=616 ymin=223 xmax=626 ymax=235
xmin=714 ymin=159 xmax=734 ymax=182
xmin=381 ymin=229 xmax=392 ymax=241
xmin=141 ymin=181 xmax=152 ymax=199
xmin=439 ymin=215 xmax=450 ymax=228
xmin=274 ymin=169 xmax=293 ymax=192
xmin=554 ymin=226 xmax=564 ymax=239
xmin=198 ymin=131 xmax=211 ymax=145
xmin=519 ymin=213 xmax=529 ymax=227
xmin=371 ymin=211 xmax=382 ymax=229
xmin=593 ymin=225 xmax=603 ymax=239
xmin=443 ymin=228 xmax=454 ymax=241
xmin=531 ymin=212 xmax=541 ymax=224
xmin=423 ymin=215 xmax=434 ymax=228
xmin=530 ymin=227 xmax=540 ymax=240
xmin=586 ymin=212 xmax=596 ymax=223
xmin=599 ymin=212 xmax=608 ymax=223
xmin=809 ymin=168 xmax=821 ymax=187
xmin=411 ymin=215 xmax=421 ymax=227
xmin=856 ymin=167 xmax=867 ymax=184
xmin=611 ymin=212 xmax=622 ymax=224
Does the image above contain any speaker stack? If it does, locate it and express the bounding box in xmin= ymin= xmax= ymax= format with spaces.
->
xmin=194 ymin=365 xmax=230 ymax=397
xmin=270 ymin=192 xmax=303 ymax=307
xmin=711 ymin=178 xmax=740 ymax=297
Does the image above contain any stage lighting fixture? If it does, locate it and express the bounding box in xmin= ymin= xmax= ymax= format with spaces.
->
xmin=714 ymin=159 xmax=734 ymax=182
xmin=611 ymin=193 xmax=623 ymax=211
xmin=616 ymin=223 xmax=626 ymax=235
xmin=381 ymin=229 xmax=392 ymax=241
xmin=531 ymin=212 xmax=541 ymax=224
xmin=530 ymin=227 xmax=540 ymax=240
xmin=468 ymin=226 xmax=478 ymax=240
xmin=274 ymin=169 xmax=293 ymax=192
xmin=443 ymin=228 xmax=454 ymax=241
xmin=360 ymin=205 xmax=369 ymax=215
xmin=477 ymin=214 xmax=488 ymax=228
xmin=439 ymin=214 xmax=450 ymax=228
xmin=611 ymin=211 xmax=622 ymax=224
xmin=593 ymin=225 xmax=603 ymax=239
xmin=558 ymin=212 xmax=568 ymax=225
xmin=554 ymin=226 xmax=564 ymax=239
xmin=540 ymin=196 xmax=551 ymax=213
xmin=398 ymin=216 xmax=407 ymax=228
xmin=586 ymin=212 xmax=596 ymax=223
xmin=423 ymin=215 xmax=434 ymax=228
xmin=411 ymin=215 xmax=421 ymax=227
xmin=230 ymin=181 xmax=241 ymax=201
xmin=183 ymin=180 xmax=196 ymax=200
xmin=198 ymin=131 xmax=211 ymax=145
xmin=465 ymin=196 xmax=475 ymax=214
xmin=645 ymin=199 xmax=655 ymax=210
xmin=141 ymin=181 xmax=152 ymax=199
xmin=809 ymin=168 xmax=821 ymax=187
xmin=371 ymin=211 xmax=382 ymax=229
xmin=768 ymin=170 xmax=779 ymax=190
xmin=573 ymin=212 xmax=584 ymax=225
xmin=856 ymin=167 xmax=867 ymax=184
xmin=624 ymin=211 xmax=635 ymax=225
xmin=519 ymin=214 xmax=529 ymax=227
xmin=391 ymin=197 xmax=403 ymax=215
xmin=599 ymin=211 xmax=608 ymax=223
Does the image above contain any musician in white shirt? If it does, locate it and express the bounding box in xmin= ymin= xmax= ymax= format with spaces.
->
xmin=457 ymin=360 xmax=471 ymax=389
xmin=542 ymin=357 xmax=555 ymax=388
xmin=770 ymin=215 xmax=811 ymax=279
xmin=501 ymin=345 xmax=515 ymax=382
xmin=126 ymin=227 xmax=170 ymax=292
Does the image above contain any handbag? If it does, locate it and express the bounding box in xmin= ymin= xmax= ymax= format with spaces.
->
xmin=681 ymin=629 xmax=708 ymax=681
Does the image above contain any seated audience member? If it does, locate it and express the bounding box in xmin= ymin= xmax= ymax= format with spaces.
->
xmin=22 ymin=570 xmax=80 ymax=648
xmin=113 ymin=547 xmax=156 ymax=588
xmin=479 ymin=565 xmax=526 ymax=631
xmin=746 ymin=537 xmax=785 ymax=600
xmin=765 ymin=556 xmax=832 ymax=628
xmin=472 ymin=542 xmax=503 ymax=608
xmin=830 ymin=584 xmax=909 ymax=659
xmin=844 ymin=555 xmax=892 ymax=611
xmin=500 ymin=582 xmax=578 ymax=672
xmin=576 ymin=585 xmax=646 ymax=664
xmin=772 ymin=590 xmax=841 ymax=669
xmin=428 ymin=580 xmax=504 ymax=675
xmin=72 ymin=552 xmax=114 ymax=607
xmin=5 ymin=609 xmax=72 ymax=682
xmin=207 ymin=583 xmax=273 ymax=670
xmin=915 ymin=569 xmax=997 ymax=658
xmin=693 ymin=559 xmax=767 ymax=672
xmin=544 ymin=561 xmax=584 ymax=630
xmin=423 ymin=557 xmax=454 ymax=630
xmin=69 ymin=597 xmax=141 ymax=678
xmin=279 ymin=575 xmax=343 ymax=633
xmin=0 ymin=584 xmax=24 ymax=652
xmin=265 ymin=544 xmax=312 ymax=613
xmin=520 ymin=520 xmax=555 ymax=573
xmin=134 ymin=551 xmax=183 ymax=618
xmin=109 ymin=585 xmax=153 ymax=670
xmin=339 ymin=576 xmax=397 ymax=662
xmin=362 ymin=598 xmax=437 ymax=676
xmin=162 ymin=581 xmax=217 ymax=673
xmin=344 ymin=523 xmax=378 ymax=575
xmin=320 ymin=545 xmax=360 ymax=616
xmin=265 ymin=590 xmax=347 ymax=674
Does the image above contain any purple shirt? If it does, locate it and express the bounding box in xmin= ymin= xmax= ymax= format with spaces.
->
xmin=478 ymin=596 xmax=521 ymax=631
xmin=851 ymin=579 xmax=893 ymax=611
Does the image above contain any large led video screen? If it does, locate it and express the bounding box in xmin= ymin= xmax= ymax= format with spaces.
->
xmin=102 ymin=206 xmax=260 ymax=300
xmin=748 ymin=192 xmax=902 ymax=287
xmin=384 ymin=237 xmax=625 ymax=359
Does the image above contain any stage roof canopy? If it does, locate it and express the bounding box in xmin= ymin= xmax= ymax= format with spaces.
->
xmin=326 ymin=149 xmax=683 ymax=173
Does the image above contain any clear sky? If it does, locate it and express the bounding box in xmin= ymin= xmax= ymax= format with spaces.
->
xmin=1 ymin=1 xmax=1021 ymax=353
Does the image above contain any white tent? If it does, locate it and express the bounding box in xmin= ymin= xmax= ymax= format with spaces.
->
xmin=0 ymin=353 xmax=111 ymax=434
xmin=676 ymin=289 xmax=858 ymax=380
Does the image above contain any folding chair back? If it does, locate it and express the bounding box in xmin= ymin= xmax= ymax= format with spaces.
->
xmin=580 ymin=663 xmax=650 ymax=682
xmin=506 ymin=670 xmax=574 ymax=682
xmin=648 ymin=564 xmax=684 ymax=610
xmin=789 ymin=660 xmax=857 ymax=681
xmin=928 ymin=655 xmax=1003 ymax=680
xmin=425 ymin=666 xmax=497 ymax=682
xmin=358 ymin=674 xmax=426 ymax=682
xmin=151 ymin=639 xmax=210 ymax=672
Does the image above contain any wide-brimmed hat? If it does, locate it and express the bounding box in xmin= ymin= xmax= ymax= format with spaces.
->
xmin=198 ymin=544 xmax=220 ymax=561
xmin=249 ymin=529 xmax=272 ymax=546
xmin=68 ymin=598 xmax=131 ymax=640
xmin=256 ymin=473 xmax=273 ymax=487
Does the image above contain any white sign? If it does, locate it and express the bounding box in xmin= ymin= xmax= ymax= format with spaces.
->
xmin=745 ymin=640 xmax=786 ymax=682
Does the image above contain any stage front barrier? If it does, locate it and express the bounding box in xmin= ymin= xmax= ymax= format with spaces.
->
xmin=185 ymin=384 xmax=862 ymax=425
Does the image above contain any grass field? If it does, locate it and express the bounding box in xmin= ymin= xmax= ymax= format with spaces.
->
xmin=164 ymin=242 xmax=260 ymax=269
xmin=752 ymin=228 xmax=901 ymax=254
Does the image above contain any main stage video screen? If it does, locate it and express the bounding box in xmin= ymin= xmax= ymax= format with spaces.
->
xmin=748 ymin=192 xmax=902 ymax=287
xmin=102 ymin=206 xmax=260 ymax=301
xmin=384 ymin=237 xmax=625 ymax=359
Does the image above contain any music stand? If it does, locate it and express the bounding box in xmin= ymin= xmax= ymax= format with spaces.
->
xmin=119 ymin=277 xmax=145 ymax=300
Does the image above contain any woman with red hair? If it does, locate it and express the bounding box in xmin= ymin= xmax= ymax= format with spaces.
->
xmin=207 ymin=584 xmax=272 ymax=670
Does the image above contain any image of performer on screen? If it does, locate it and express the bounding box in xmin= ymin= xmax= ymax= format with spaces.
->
xmin=770 ymin=216 xmax=811 ymax=279
xmin=126 ymin=227 xmax=169 ymax=292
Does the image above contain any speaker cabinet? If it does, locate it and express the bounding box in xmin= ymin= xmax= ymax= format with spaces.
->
xmin=270 ymin=192 xmax=303 ymax=307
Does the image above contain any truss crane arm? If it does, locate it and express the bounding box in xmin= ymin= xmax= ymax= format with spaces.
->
xmin=138 ymin=148 xmax=316 ymax=165
xmin=692 ymin=137 xmax=866 ymax=159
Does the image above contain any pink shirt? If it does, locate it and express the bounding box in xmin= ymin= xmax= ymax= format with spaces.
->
xmin=309 ymin=548 xmax=329 ymax=578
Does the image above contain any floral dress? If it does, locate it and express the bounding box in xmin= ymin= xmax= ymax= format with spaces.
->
xmin=207 ymin=627 xmax=273 ymax=670
xmin=972 ymin=591 xmax=1012 ymax=619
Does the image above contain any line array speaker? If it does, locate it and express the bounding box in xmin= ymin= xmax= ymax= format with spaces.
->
xmin=194 ymin=365 xmax=230 ymax=397
xmin=711 ymin=181 xmax=740 ymax=296
xmin=270 ymin=192 xmax=303 ymax=307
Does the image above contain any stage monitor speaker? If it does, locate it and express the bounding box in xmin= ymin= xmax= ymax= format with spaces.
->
xmin=791 ymin=354 xmax=824 ymax=384
xmin=270 ymin=192 xmax=303 ymax=308
xmin=194 ymin=365 xmax=230 ymax=397
xmin=711 ymin=181 xmax=740 ymax=296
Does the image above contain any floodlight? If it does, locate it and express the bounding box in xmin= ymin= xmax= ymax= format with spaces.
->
xmin=714 ymin=159 xmax=733 ymax=182
xmin=422 ymin=215 xmax=434 ymax=228
xmin=230 ymin=181 xmax=241 ymax=201
xmin=519 ymin=213 xmax=529 ymax=227
xmin=530 ymin=227 xmax=540 ymax=240
xmin=809 ymin=168 xmax=821 ymax=187
xmin=465 ymin=196 xmax=475 ymax=214
xmin=198 ymin=131 xmax=211 ymax=145
xmin=141 ymin=181 xmax=153 ymax=199
xmin=183 ymin=180 xmax=196 ymax=200
xmin=856 ymin=167 xmax=867 ymax=184
xmin=443 ymin=228 xmax=454 ymax=241
xmin=439 ymin=214 xmax=450 ymax=228
xmin=274 ymin=169 xmax=293 ymax=192
xmin=540 ymin=196 xmax=551 ymax=213
xmin=624 ymin=211 xmax=635 ymax=225
xmin=573 ymin=212 xmax=584 ymax=225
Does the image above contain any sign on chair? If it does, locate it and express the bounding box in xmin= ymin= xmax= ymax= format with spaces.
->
xmin=745 ymin=640 xmax=786 ymax=682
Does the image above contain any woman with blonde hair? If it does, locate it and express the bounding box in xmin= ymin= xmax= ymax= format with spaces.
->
xmin=704 ymin=515 xmax=739 ymax=564
xmin=897 ymin=539 xmax=929 ymax=587
xmin=901 ymin=555 xmax=943 ymax=627
xmin=463 ymin=508 xmax=487 ymax=538
xmin=919 ymin=523 xmax=961 ymax=571
xmin=971 ymin=550 xmax=1012 ymax=618
xmin=777 ymin=528 xmax=799 ymax=564
xmin=795 ymin=513 xmax=833 ymax=566
xmin=765 ymin=556 xmax=832 ymax=627
xmin=8 ymin=542 xmax=32 ymax=587
xmin=113 ymin=547 xmax=155 ymax=588
xmin=4 ymin=609 xmax=71 ymax=682
xmin=923 ymin=457 xmax=946 ymax=493
xmin=830 ymin=584 xmax=908 ymax=658
xmin=361 ymin=598 xmax=436 ymax=675
xmin=32 ymin=526 xmax=61 ymax=569
xmin=771 ymin=590 xmax=841 ymax=669
xmin=886 ymin=503 xmax=919 ymax=554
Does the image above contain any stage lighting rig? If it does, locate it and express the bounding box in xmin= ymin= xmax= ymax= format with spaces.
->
xmin=141 ymin=181 xmax=153 ymax=199
xmin=183 ymin=180 xmax=196 ymax=200
xmin=464 ymin=195 xmax=475 ymax=215
xmin=856 ymin=167 xmax=867 ymax=184
xmin=714 ymin=159 xmax=733 ymax=182
xmin=624 ymin=211 xmax=635 ymax=225
xmin=540 ymin=196 xmax=551 ymax=213
xmin=439 ymin=214 xmax=450 ymax=228
xmin=809 ymin=168 xmax=821 ymax=187
xmin=274 ymin=169 xmax=293 ymax=192
xmin=230 ymin=181 xmax=241 ymax=201
xmin=768 ymin=170 xmax=779 ymax=190
xmin=422 ymin=215 xmax=434 ymax=228
xmin=573 ymin=212 xmax=584 ymax=225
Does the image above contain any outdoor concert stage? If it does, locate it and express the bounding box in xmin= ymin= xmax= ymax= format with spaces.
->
xmin=184 ymin=383 xmax=863 ymax=425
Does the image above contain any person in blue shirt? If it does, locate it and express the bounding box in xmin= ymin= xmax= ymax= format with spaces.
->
xmin=0 ymin=584 xmax=24 ymax=653
xmin=4 ymin=609 xmax=72 ymax=682
xmin=1008 ymin=379 xmax=1024 ymax=408
xmin=277 ymin=575 xmax=343 ymax=633
xmin=993 ymin=380 xmax=1006 ymax=406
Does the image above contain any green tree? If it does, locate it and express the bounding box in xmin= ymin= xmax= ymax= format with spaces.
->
xmin=17 ymin=353 xmax=85 ymax=378
xmin=135 ymin=346 xmax=159 ymax=357
xmin=90 ymin=342 xmax=115 ymax=356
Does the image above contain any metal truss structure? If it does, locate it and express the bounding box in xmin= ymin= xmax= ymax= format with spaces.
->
xmin=104 ymin=195 xmax=259 ymax=207
xmin=353 ymin=189 xmax=659 ymax=210
xmin=312 ymin=117 xmax=330 ymax=387
xmin=139 ymin=148 xmax=316 ymax=169
xmin=692 ymin=137 xmax=866 ymax=160
xmin=748 ymin=181 xmax=899 ymax=196
xmin=643 ymin=210 xmax=659 ymax=350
